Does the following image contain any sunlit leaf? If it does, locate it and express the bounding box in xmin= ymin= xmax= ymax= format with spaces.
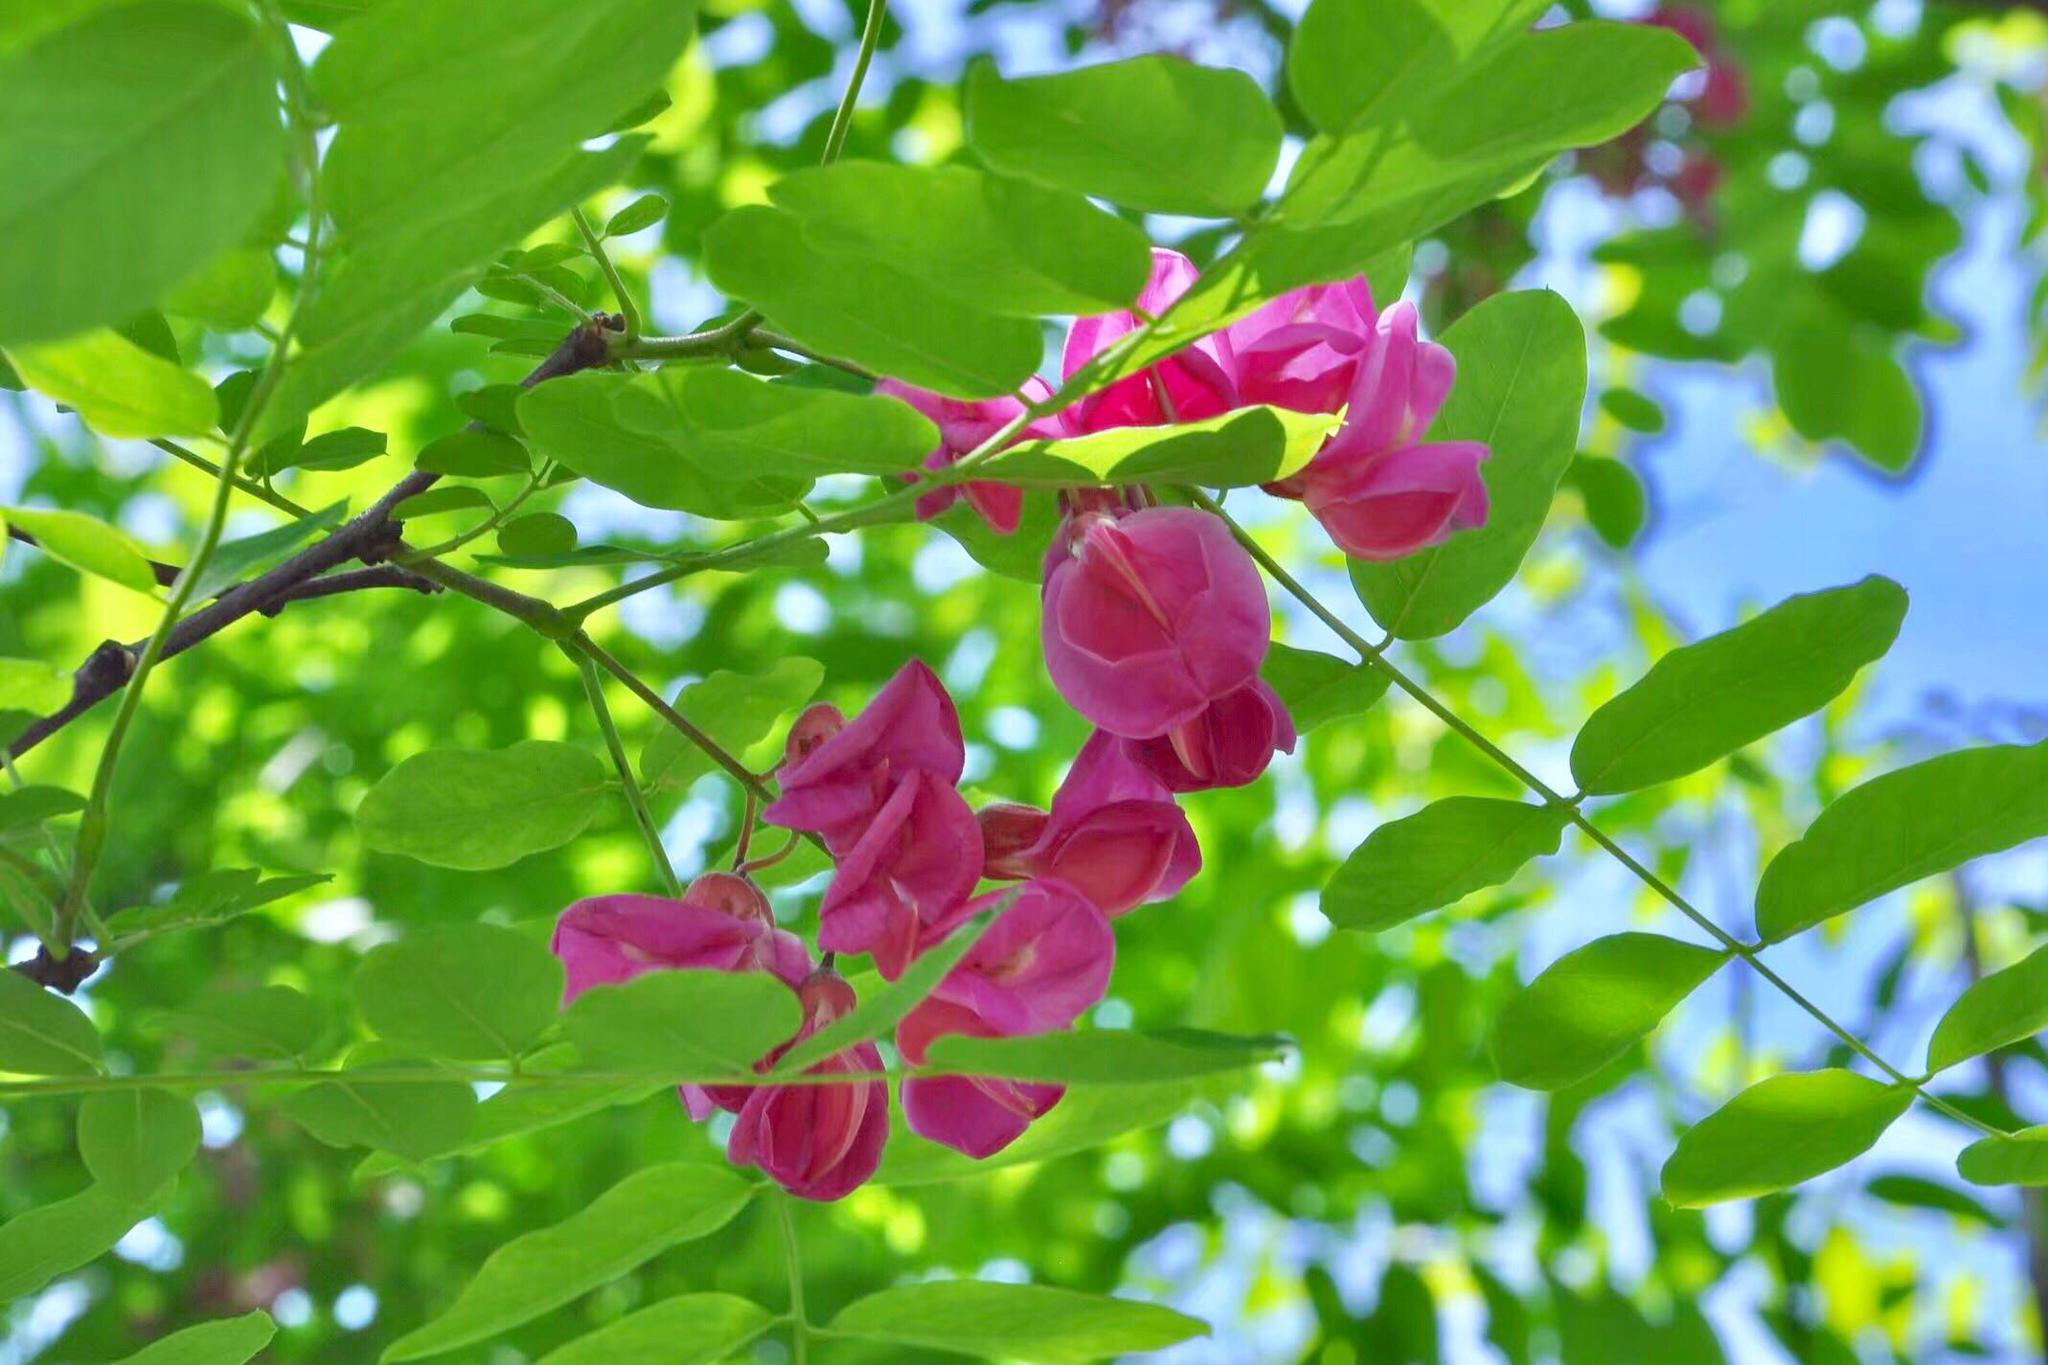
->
xmin=1492 ymin=934 xmax=1730 ymax=1091
xmin=830 ymin=1281 xmax=1208 ymax=1363
xmin=356 ymin=741 xmax=611 ymax=871
xmin=1660 ymin=1070 xmax=1911 ymax=1207
xmin=1323 ymin=797 xmax=1567 ymax=932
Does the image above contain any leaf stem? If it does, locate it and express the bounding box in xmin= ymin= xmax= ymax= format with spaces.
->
xmin=823 ymin=0 xmax=888 ymax=164
xmin=572 ymin=207 xmax=642 ymax=343
xmin=569 ymin=645 xmax=682 ymax=897
xmin=570 ymin=632 xmax=780 ymax=807
xmin=1186 ymin=489 xmax=2007 ymax=1139
xmin=776 ymin=1193 xmax=811 ymax=1365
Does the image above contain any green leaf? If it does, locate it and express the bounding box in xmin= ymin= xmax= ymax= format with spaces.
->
xmin=1348 ymin=290 xmax=1585 ymax=639
xmin=519 ymin=371 xmax=813 ymax=519
xmin=415 ymin=429 xmax=528 ymax=478
xmin=5 ymin=505 xmax=159 ymax=595
xmin=103 ymin=1312 xmax=276 ymax=1365
xmin=0 ymin=968 xmax=103 ymax=1075
xmin=876 ymin=1077 xmax=1232 ymax=1186
xmin=1927 ymin=943 xmax=2048 ymax=1074
xmin=161 ymin=248 xmax=277 ymax=333
xmin=1570 ymin=577 xmax=1908 ymax=795
xmin=281 ymin=1053 xmax=478 ymax=1162
xmin=8 ymin=327 xmax=216 ymax=439
xmin=770 ymin=161 xmax=1152 ymax=316
xmin=186 ymin=501 xmax=348 ymax=600
xmin=457 ymin=383 xmax=527 ymax=435
xmin=1956 ymin=1127 xmax=2048 ymax=1188
xmin=615 ymin=366 xmax=939 ymax=479
xmin=924 ymin=1027 xmax=1287 ymax=1084
xmin=1865 ymin=1173 xmax=2005 ymax=1226
xmin=1322 ymin=797 xmax=1567 ymax=932
xmin=355 ymin=923 xmax=565 ymax=1061
xmin=265 ymin=426 xmax=389 ymax=475
xmin=1261 ymin=642 xmax=1388 ymax=733
xmin=830 ymin=1281 xmax=1208 ymax=1364
xmin=0 ymin=2 xmax=286 ymax=345
xmin=1599 ymin=387 xmax=1665 ymax=433
xmin=77 ymin=1088 xmax=202 ymax=1202
xmin=392 ymin=486 xmax=492 ymax=520
xmin=1772 ymin=301 xmax=1922 ymax=473
xmin=965 ymin=56 xmax=1281 ymax=216
xmin=978 ymin=407 xmax=1336 ymax=488
xmin=103 ymin=869 xmax=330 ymax=946
xmin=1564 ymin=454 xmax=1646 ymax=549
xmin=1288 ymin=0 xmax=1456 ymax=136
xmin=0 ymin=656 xmax=71 ymax=716
xmin=561 ymin=969 xmax=800 ymax=1081
xmin=1490 ymin=934 xmax=1729 ymax=1091
xmin=774 ymin=908 xmax=1002 ymax=1075
xmin=703 ymin=204 xmax=1042 ymax=399
xmin=0 ymin=1179 xmax=170 ymax=1302
xmin=640 ymin=658 xmax=825 ymax=790
xmin=1755 ymin=742 xmax=2048 ymax=943
xmin=381 ymin=1164 xmax=755 ymax=1362
xmin=356 ymin=741 xmax=610 ymax=871
xmin=159 ymin=985 xmax=326 ymax=1061
xmin=496 ymin=512 xmax=576 ymax=559
xmin=603 ymin=192 xmax=669 ymax=237
xmin=0 ymin=785 xmax=85 ymax=833
xmin=534 ymin=1293 xmax=774 ymax=1365
xmin=1659 ymin=1070 xmax=1911 ymax=1207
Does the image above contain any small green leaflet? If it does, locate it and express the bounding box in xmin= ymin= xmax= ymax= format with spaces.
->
xmin=774 ymin=907 xmax=1002 ymax=1075
xmin=185 ymin=501 xmax=349 ymax=601
xmin=355 ymin=923 xmax=565 ymax=1062
xmin=641 ymin=658 xmax=825 ymax=791
xmin=534 ymin=1293 xmax=774 ymax=1365
xmin=923 ymin=1027 xmax=1288 ymax=1084
xmin=976 ymin=407 xmax=1337 ymax=489
xmin=497 ymin=512 xmax=575 ymax=558
xmin=1772 ymin=296 xmax=1922 ymax=473
xmin=769 ymin=160 xmax=1152 ymax=316
xmin=614 ymin=366 xmax=938 ymax=478
xmin=5 ymin=504 xmax=160 ymax=595
xmin=1261 ymin=642 xmax=1388 ymax=733
xmin=1864 ymin=1173 xmax=2005 ymax=1226
xmin=1659 ymin=1070 xmax=1911 ymax=1207
xmin=1491 ymin=934 xmax=1730 ymax=1091
xmin=281 ymin=1048 xmax=479 ymax=1162
xmin=7 ymin=328 xmax=217 ymax=438
xmin=0 ymin=656 xmax=71 ymax=716
xmin=0 ymin=968 xmax=104 ymax=1076
xmin=1564 ymin=454 xmax=1646 ymax=549
xmin=829 ymin=1281 xmax=1209 ymax=1364
xmin=965 ymin=56 xmax=1282 ymax=217
xmin=1570 ymin=577 xmax=1907 ymax=795
xmin=157 ymin=985 xmax=327 ymax=1061
xmin=1322 ymin=797 xmax=1566 ymax=932
xmin=0 ymin=3 xmax=286 ymax=345
xmin=0 ymin=785 xmax=85 ymax=833
xmin=562 ymin=969 xmax=800 ymax=1081
xmin=603 ymin=192 xmax=669 ymax=238
xmin=103 ymin=869 xmax=332 ymax=947
xmin=1956 ymin=1127 xmax=2048 ymax=1188
xmin=1599 ymin=386 xmax=1665 ymax=433
xmin=162 ymin=247 xmax=276 ymax=332
xmin=0 ymin=1178 xmax=173 ymax=1302
xmin=77 ymin=1088 xmax=202 ymax=1202
xmin=1349 ymin=290 xmax=1586 ymax=640
xmin=355 ymin=741 xmax=611 ymax=871
xmin=1755 ymin=741 xmax=2048 ymax=943
xmin=381 ymin=1164 xmax=755 ymax=1361
xmin=102 ymin=1312 xmax=276 ymax=1365
xmin=1926 ymin=943 xmax=2048 ymax=1074
xmin=1289 ymin=0 xmax=1456 ymax=137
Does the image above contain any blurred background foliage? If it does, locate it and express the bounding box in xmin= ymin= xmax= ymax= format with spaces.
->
xmin=4 ymin=0 xmax=2048 ymax=1361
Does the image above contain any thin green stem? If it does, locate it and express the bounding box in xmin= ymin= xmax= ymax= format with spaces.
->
xmin=55 ymin=13 xmax=324 ymax=955
xmin=151 ymin=440 xmax=311 ymax=519
xmin=570 ymin=645 xmax=682 ymax=897
xmin=398 ymin=472 xmax=543 ymax=562
xmin=776 ymin=1193 xmax=811 ymax=1365
xmin=570 ymin=633 xmax=778 ymax=805
xmin=573 ymin=207 xmax=642 ymax=342
xmin=1187 ymin=489 xmax=2006 ymax=1140
xmin=515 ymin=272 xmax=593 ymax=324
xmin=823 ymin=0 xmax=888 ymax=164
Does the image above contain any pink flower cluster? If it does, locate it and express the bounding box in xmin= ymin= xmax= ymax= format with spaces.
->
xmin=889 ymin=248 xmax=1490 ymax=565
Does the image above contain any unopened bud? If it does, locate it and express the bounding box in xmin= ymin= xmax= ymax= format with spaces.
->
xmin=782 ymin=703 xmax=846 ymax=769
xmin=977 ymin=803 xmax=1049 ymax=880
xmin=686 ymin=871 xmax=772 ymax=926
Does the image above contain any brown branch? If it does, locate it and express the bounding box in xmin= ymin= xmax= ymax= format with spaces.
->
xmin=7 ymin=315 xmax=621 ymax=763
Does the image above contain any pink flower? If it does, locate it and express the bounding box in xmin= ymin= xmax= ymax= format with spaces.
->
xmin=1060 ymin=249 xmax=1236 ymax=433
xmin=895 ymin=879 xmax=1113 ymax=1157
xmin=1222 ymin=278 xmax=1377 ymax=415
xmin=1122 ymin=678 xmax=1296 ymax=792
xmin=818 ymin=770 xmax=984 ymax=979
xmin=1041 ymin=505 xmax=1270 ymax=740
xmin=549 ymin=875 xmax=810 ymax=1121
xmin=983 ymin=732 xmax=1199 ymax=916
xmin=726 ymin=969 xmax=888 ymax=1201
xmin=877 ymin=378 xmax=1059 ymax=535
xmin=764 ymin=659 xmax=965 ymax=854
xmin=1278 ymin=303 xmax=1490 ymax=561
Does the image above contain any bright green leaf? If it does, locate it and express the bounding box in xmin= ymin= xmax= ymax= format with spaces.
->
xmin=1957 ymin=1128 xmax=2048 ymax=1188
xmin=774 ymin=908 xmax=1003 ymax=1075
xmin=0 ymin=3 xmax=286 ymax=345
xmin=1865 ymin=1173 xmax=2005 ymax=1226
xmin=77 ymin=1088 xmax=201 ymax=1202
xmin=966 ymin=56 xmax=1281 ymax=216
xmin=497 ymin=512 xmax=575 ymax=559
xmin=8 ymin=327 xmax=216 ymax=439
xmin=357 ymin=741 xmax=610 ymax=871
xmin=1261 ymin=642 xmax=1389 ymax=733
xmin=534 ymin=1293 xmax=774 ymax=1365
xmin=0 ymin=657 xmax=71 ymax=716
xmin=1323 ymin=797 xmax=1567 ymax=932
xmin=186 ymin=501 xmax=348 ymax=600
xmin=603 ymin=192 xmax=669 ymax=238
xmin=1773 ymin=301 xmax=1922 ymax=473
xmin=103 ymin=1312 xmax=276 ymax=1365
xmin=0 ymin=968 xmax=103 ymax=1076
xmin=6 ymin=505 xmax=159 ymax=595
xmin=0 ymin=785 xmax=85 ymax=833
xmin=415 ymin=429 xmax=527 ymax=478
xmin=354 ymin=923 xmax=565 ymax=1061
xmin=830 ymin=1281 xmax=1208 ymax=1364
xmin=0 ymin=1179 xmax=170 ymax=1302
xmin=561 ymin=969 xmax=799 ymax=1081
xmin=1756 ymin=741 xmax=2048 ymax=943
xmin=977 ymin=407 xmax=1336 ymax=488
xmin=640 ymin=658 xmax=825 ymax=790
xmin=1927 ymin=944 xmax=2048 ymax=1074
xmin=392 ymin=485 xmax=492 ymax=520
xmin=281 ymin=1052 xmax=478 ymax=1162
xmin=1564 ymin=454 xmax=1646 ymax=549
xmin=103 ymin=869 xmax=331 ymax=947
xmin=1570 ymin=577 xmax=1908 ymax=795
xmin=1289 ymin=0 xmax=1455 ymax=136
xmin=159 ymin=985 xmax=326 ymax=1061
xmin=1348 ymin=290 xmax=1585 ymax=639
xmin=1599 ymin=386 xmax=1665 ymax=433
xmin=161 ymin=248 xmax=277 ymax=332
xmin=381 ymin=1164 xmax=755 ymax=1362
xmin=1491 ymin=933 xmax=1729 ymax=1090
xmin=1660 ymin=1070 xmax=1911 ymax=1207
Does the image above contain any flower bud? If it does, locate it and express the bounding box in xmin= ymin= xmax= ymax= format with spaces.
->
xmin=977 ymin=803 xmax=1050 ymax=880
